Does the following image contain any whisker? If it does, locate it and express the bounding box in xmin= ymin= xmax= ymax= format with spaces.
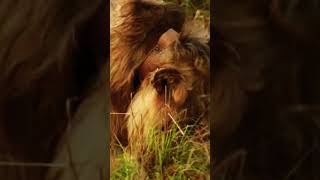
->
xmin=110 ymin=112 xmax=130 ymax=115
xmin=168 ymin=113 xmax=185 ymax=136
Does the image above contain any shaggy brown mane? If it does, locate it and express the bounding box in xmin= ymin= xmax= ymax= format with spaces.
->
xmin=110 ymin=1 xmax=185 ymax=111
xmin=110 ymin=1 xmax=210 ymax=172
xmin=110 ymin=1 xmax=186 ymax=145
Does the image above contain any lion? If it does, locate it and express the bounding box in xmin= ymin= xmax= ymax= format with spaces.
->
xmin=110 ymin=0 xmax=210 ymax=167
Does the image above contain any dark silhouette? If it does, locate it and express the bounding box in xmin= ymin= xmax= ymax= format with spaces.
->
xmin=0 ymin=0 xmax=107 ymax=179
xmin=212 ymin=0 xmax=320 ymax=179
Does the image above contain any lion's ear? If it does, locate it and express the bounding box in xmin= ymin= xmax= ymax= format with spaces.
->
xmin=194 ymin=56 xmax=209 ymax=76
xmin=194 ymin=47 xmax=210 ymax=78
xmin=178 ymin=28 xmax=210 ymax=77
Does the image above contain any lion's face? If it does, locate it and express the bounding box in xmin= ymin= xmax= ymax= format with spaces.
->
xmin=138 ymin=33 xmax=209 ymax=109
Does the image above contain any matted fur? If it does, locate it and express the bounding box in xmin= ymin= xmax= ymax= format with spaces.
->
xmin=110 ymin=0 xmax=185 ymax=146
xmin=110 ymin=0 xmax=210 ymax=161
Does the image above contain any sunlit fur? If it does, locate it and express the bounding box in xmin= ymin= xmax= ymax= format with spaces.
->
xmin=110 ymin=0 xmax=186 ymax=146
xmin=110 ymin=0 xmax=209 ymax=161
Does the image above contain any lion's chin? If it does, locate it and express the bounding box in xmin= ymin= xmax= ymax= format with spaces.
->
xmin=126 ymin=76 xmax=183 ymax=144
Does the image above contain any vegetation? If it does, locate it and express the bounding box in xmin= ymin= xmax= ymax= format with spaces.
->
xmin=164 ymin=0 xmax=210 ymax=19
xmin=164 ymin=0 xmax=210 ymax=28
xmin=111 ymin=121 xmax=210 ymax=179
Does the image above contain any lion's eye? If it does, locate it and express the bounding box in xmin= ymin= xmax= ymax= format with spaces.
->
xmin=154 ymin=46 xmax=161 ymax=52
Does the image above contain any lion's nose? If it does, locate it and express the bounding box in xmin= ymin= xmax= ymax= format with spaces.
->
xmin=152 ymin=69 xmax=181 ymax=94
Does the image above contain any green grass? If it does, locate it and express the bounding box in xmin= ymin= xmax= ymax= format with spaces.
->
xmin=111 ymin=119 xmax=210 ymax=180
xmin=163 ymin=0 xmax=210 ymax=19
xmin=163 ymin=0 xmax=210 ymax=38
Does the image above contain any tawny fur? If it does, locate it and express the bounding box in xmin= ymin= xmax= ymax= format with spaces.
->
xmin=110 ymin=0 xmax=210 ymax=161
